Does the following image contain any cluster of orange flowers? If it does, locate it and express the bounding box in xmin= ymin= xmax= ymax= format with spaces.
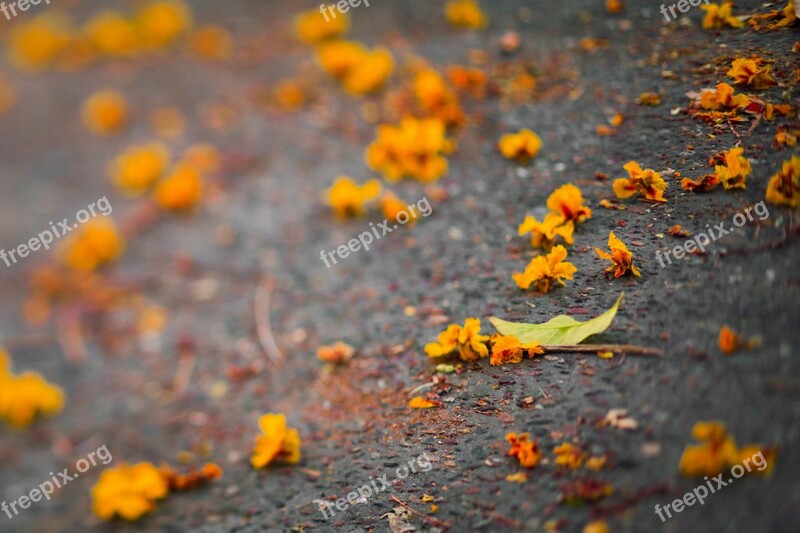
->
xmin=612 ymin=161 xmax=668 ymax=203
xmin=366 ymin=117 xmax=454 ymax=182
xmin=505 ymin=434 xmax=607 ymax=473
xmin=0 ymin=348 xmax=64 ymax=428
xmin=425 ymin=318 xmax=545 ymax=366
xmin=323 ymin=175 xmax=419 ymax=223
xmin=679 ymin=421 xmax=775 ymax=477
xmin=6 ymin=1 xmax=195 ymax=72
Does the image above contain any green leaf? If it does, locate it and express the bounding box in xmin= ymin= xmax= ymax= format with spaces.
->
xmin=488 ymin=293 xmax=624 ymax=345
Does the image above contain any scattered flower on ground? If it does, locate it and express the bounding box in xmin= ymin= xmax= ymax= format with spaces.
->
xmin=766 ymin=155 xmax=800 ymax=207
xmin=546 ymin=184 xmax=592 ymax=223
xmin=323 ymin=176 xmax=381 ymax=218
xmin=110 ymin=141 xmax=171 ymax=196
xmin=715 ymin=147 xmax=751 ymax=190
xmin=613 ymin=161 xmax=667 ymax=202
xmin=425 ymin=318 xmax=490 ymax=361
xmin=595 ymin=231 xmax=641 ymax=278
xmin=92 ymin=462 xmax=169 ymax=521
xmin=81 ymin=90 xmax=129 ymax=135
xmin=251 ymin=413 xmax=302 ymax=469
xmin=506 ymin=432 xmax=541 ymax=468
xmin=317 ymin=341 xmax=355 ymax=364
xmin=445 ymin=0 xmax=488 ymax=29
xmin=498 ymin=129 xmax=542 ymax=162
xmin=0 ymin=348 xmax=65 ymax=428
xmin=489 ymin=335 xmax=544 ymax=366
xmin=513 ymin=245 xmax=577 ymax=293
xmin=59 ymin=218 xmax=125 ymax=272
xmin=518 ymin=213 xmax=574 ymax=250
xmin=701 ymin=2 xmax=744 ymax=29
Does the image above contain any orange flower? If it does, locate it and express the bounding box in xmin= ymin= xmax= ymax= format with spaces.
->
xmin=606 ymin=0 xmax=624 ymax=13
xmin=6 ymin=14 xmax=72 ymax=71
xmin=135 ymin=1 xmax=193 ymax=50
xmin=546 ymin=184 xmax=592 ymax=223
xmin=506 ymin=432 xmax=541 ymax=468
xmin=294 ymin=8 xmax=349 ymax=45
xmin=341 ymin=47 xmax=394 ymax=95
xmin=83 ymin=11 xmax=140 ymax=57
xmin=408 ymin=396 xmax=439 ymax=409
xmin=81 ymin=90 xmax=129 ymax=135
xmin=425 ymin=318 xmax=489 ymax=362
xmin=554 ymin=442 xmax=586 ymax=469
xmin=323 ymin=176 xmax=381 ymax=218
xmin=727 ymin=58 xmax=777 ymax=90
xmin=60 ymin=218 xmax=125 ymax=272
xmin=715 ymin=147 xmax=751 ymax=190
xmin=718 ymin=325 xmax=761 ymax=355
xmin=681 ymin=174 xmax=720 ymax=193
xmin=498 ymin=129 xmax=542 ymax=162
xmin=315 ymin=40 xmax=366 ymax=79
xmin=0 ymin=349 xmax=65 ymax=428
xmin=381 ymin=194 xmax=418 ymax=224
xmin=186 ymin=25 xmax=233 ymax=60
xmin=679 ymin=421 xmax=740 ymax=477
xmin=445 ymin=0 xmax=488 ymax=29
xmin=162 ymin=463 xmax=223 ymax=491
xmin=251 ymin=413 xmax=302 ymax=469
xmin=699 ymin=83 xmax=750 ymax=111
xmin=414 ymin=68 xmax=464 ymax=126
xmin=273 ymin=79 xmax=307 ymax=110
xmin=700 ymin=2 xmax=744 ymax=29
xmin=153 ymin=163 xmax=204 ymax=211
xmin=766 ymin=155 xmax=800 ymax=208
xmin=110 ymin=142 xmax=171 ymax=196
xmin=512 ymin=245 xmax=577 ymax=293
xmin=92 ymin=462 xmax=169 ymax=521
xmin=595 ymin=231 xmax=640 ymax=278
xmin=613 ymin=161 xmax=667 ymax=202
xmin=366 ymin=118 xmax=453 ymax=182
xmin=317 ymin=341 xmax=355 ymax=364
xmin=518 ymin=213 xmax=574 ymax=250
xmin=489 ymin=335 xmax=543 ymax=366
xmin=638 ymin=92 xmax=661 ymax=106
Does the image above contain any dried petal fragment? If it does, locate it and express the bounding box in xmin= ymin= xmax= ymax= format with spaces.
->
xmin=317 ymin=341 xmax=355 ymax=364
xmin=408 ymin=396 xmax=439 ymax=409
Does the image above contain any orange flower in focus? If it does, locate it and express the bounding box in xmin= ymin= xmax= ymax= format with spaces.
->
xmin=6 ymin=14 xmax=72 ymax=71
xmin=110 ymin=141 xmax=171 ymax=196
xmin=554 ymin=442 xmax=586 ymax=469
xmin=700 ymin=2 xmax=744 ymax=29
xmin=323 ymin=176 xmax=381 ymax=218
xmin=766 ymin=155 xmax=800 ymax=208
xmin=518 ymin=213 xmax=574 ymax=250
xmin=506 ymin=432 xmax=541 ymax=468
xmin=425 ymin=318 xmax=489 ymax=362
xmin=546 ymin=184 xmax=592 ymax=223
xmin=83 ymin=11 xmax=140 ymax=57
xmin=60 ymin=218 xmax=125 ymax=272
xmin=445 ymin=0 xmax=488 ymax=29
xmin=489 ymin=335 xmax=543 ymax=366
xmin=92 ymin=462 xmax=169 ymax=521
xmin=699 ymin=83 xmax=750 ymax=111
xmin=251 ymin=413 xmax=302 ymax=468
xmin=295 ymin=9 xmax=349 ymax=45
xmin=714 ymin=147 xmax=751 ymax=190
xmin=136 ymin=1 xmax=193 ymax=50
xmin=727 ymin=58 xmax=777 ymax=90
xmin=81 ymin=90 xmax=129 ymax=135
xmin=513 ymin=245 xmax=577 ymax=293
xmin=317 ymin=341 xmax=355 ymax=364
xmin=186 ymin=25 xmax=232 ymax=60
xmin=153 ymin=163 xmax=204 ymax=212
xmin=595 ymin=231 xmax=641 ymax=278
xmin=613 ymin=161 xmax=667 ymax=202
xmin=498 ymin=129 xmax=542 ymax=162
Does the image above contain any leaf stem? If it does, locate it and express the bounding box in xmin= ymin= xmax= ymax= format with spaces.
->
xmin=541 ymin=344 xmax=662 ymax=357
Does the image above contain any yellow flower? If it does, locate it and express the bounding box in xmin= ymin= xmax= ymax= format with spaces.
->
xmin=381 ymin=194 xmax=417 ymax=224
xmin=613 ymin=161 xmax=668 ymax=202
xmin=546 ymin=184 xmax=592 ymax=223
xmin=714 ymin=147 xmax=751 ymax=190
xmin=60 ymin=218 xmax=125 ymax=272
xmin=554 ymin=442 xmax=586 ymax=469
xmin=518 ymin=213 xmax=574 ymax=250
xmin=766 ymin=155 xmax=800 ymax=207
xmin=584 ymin=520 xmax=610 ymax=533
xmin=489 ymin=335 xmax=543 ymax=366
xmin=408 ymin=396 xmax=439 ymax=409
xmin=342 ymin=47 xmax=394 ymax=95
xmin=445 ymin=0 xmax=488 ymax=29
xmin=6 ymin=14 xmax=72 ymax=71
xmin=186 ymin=25 xmax=232 ymax=60
xmin=595 ymin=231 xmax=640 ymax=278
xmin=92 ymin=462 xmax=169 ymax=521
xmin=727 ymin=58 xmax=777 ymax=90
xmin=136 ymin=0 xmax=193 ymax=50
xmin=315 ymin=40 xmax=367 ymax=79
xmin=110 ymin=142 xmax=171 ymax=196
xmin=506 ymin=432 xmax=541 ymax=468
xmin=154 ymin=163 xmax=204 ymax=211
xmin=414 ymin=68 xmax=464 ymax=126
xmin=679 ymin=421 xmax=740 ymax=477
xmin=0 ymin=350 xmax=64 ymax=428
xmin=699 ymin=82 xmax=750 ymax=111
xmin=425 ymin=318 xmax=489 ymax=362
xmin=700 ymin=2 xmax=744 ymax=29
xmin=273 ymin=79 xmax=307 ymax=110
xmin=513 ymin=245 xmax=577 ymax=293
xmin=83 ymin=11 xmax=140 ymax=57
xmin=323 ymin=176 xmax=381 ymax=218
xmin=317 ymin=341 xmax=355 ymax=364
xmin=366 ymin=118 xmax=452 ymax=182
xmin=81 ymin=90 xmax=129 ymax=135
xmin=251 ymin=413 xmax=302 ymax=469
xmin=498 ymin=129 xmax=542 ymax=162
xmin=295 ymin=8 xmax=349 ymax=45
